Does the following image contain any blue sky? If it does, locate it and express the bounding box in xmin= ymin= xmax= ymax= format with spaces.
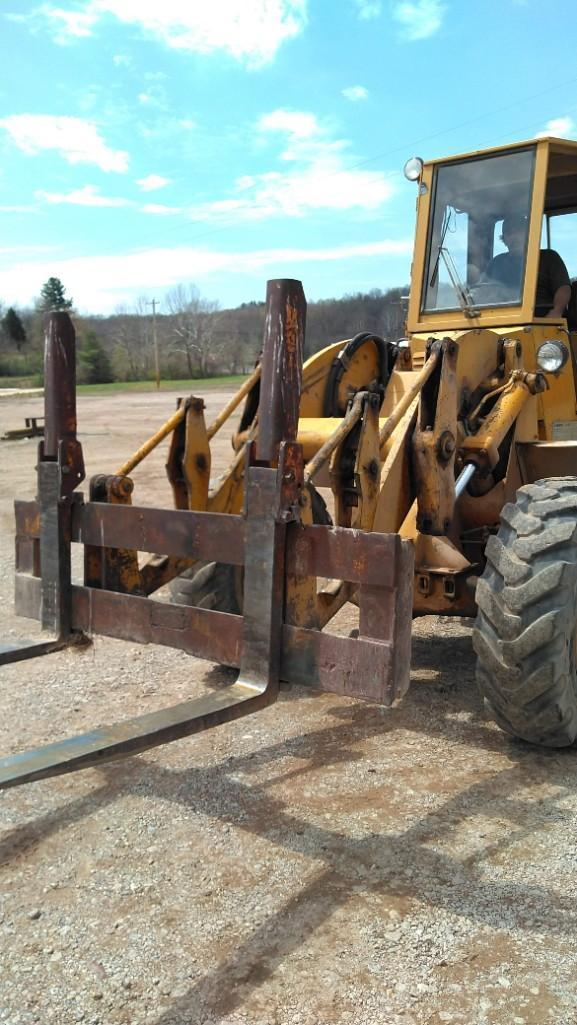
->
xmin=1 ymin=0 xmax=577 ymax=315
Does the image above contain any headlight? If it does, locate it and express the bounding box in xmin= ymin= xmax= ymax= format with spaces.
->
xmin=536 ymin=340 xmax=569 ymax=373
xmin=403 ymin=156 xmax=424 ymax=181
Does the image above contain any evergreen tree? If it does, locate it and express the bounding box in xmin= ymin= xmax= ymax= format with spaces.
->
xmin=78 ymin=332 xmax=114 ymax=384
xmin=2 ymin=307 xmax=27 ymax=350
xmin=38 ymin=276 xmax=73 ymax=311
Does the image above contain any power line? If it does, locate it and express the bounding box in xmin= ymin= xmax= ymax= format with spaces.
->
xmin=42 ymin=74 xmax=574 ymax=277
xmin=339 ymin=75 xmax=577 ymax=175
xmin=125 ymin=75 xmax=577 ymax=257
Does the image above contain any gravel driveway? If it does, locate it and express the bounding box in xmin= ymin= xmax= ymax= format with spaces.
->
xmin=1 ymin=389 xmax=576 ymax=1025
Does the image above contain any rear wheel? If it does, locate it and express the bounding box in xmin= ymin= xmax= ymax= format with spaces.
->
xmin=473 ymin=477 xmax=577 ymax=747
xmin=170 ymin=486 xmax=332 ymax=614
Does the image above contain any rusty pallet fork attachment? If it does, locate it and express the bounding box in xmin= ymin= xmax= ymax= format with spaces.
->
xmin=0 ymin=280 xmax=413 ymax=791
xmin=1 ymin=416 xmax=44 ymax=442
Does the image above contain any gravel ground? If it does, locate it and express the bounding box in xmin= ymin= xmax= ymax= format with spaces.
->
xmin=1 ymin=389 xmax=577 ymax=1025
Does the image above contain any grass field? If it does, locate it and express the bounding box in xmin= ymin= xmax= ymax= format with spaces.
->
xmin=0 ymin=375 xmax=245 ymax=395
xmin=0 ymin=376 xmax=37 ymax=389
xmin=77 ymin=375 xmax=245 ymax=395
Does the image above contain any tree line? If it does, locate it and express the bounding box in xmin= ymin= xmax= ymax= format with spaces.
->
xmin=0 ymin=276 xmax=409 ymax=385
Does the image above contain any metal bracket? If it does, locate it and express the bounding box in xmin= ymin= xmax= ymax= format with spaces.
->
xmin=412 ymin=338 xmax=459 ymax=535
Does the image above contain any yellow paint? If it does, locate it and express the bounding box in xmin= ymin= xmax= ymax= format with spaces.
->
xmin=108 ymin=136 xmax=577 ymax=626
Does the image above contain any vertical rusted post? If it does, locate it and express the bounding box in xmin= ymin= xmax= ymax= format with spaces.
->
xmin=39 ymin=312 xmax=84 ymax=637
xmin=257 ymin=279 xmax=306 ymax=463
xmin=239 ymin=280 xmax=306 ymax=698
xmin=43 ymin=312 xmax=78 ymax=459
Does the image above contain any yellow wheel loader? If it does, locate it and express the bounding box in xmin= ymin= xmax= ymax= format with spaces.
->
xmin=3 ymin=133 xmax=577 ymax=791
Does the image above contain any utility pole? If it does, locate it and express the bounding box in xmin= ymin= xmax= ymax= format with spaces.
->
xmin=147 ymin=298 xmax=160 ymax=390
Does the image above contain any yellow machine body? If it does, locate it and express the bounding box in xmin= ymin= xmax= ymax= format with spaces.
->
xmin=7 ymin=136 xmax=577 ymax=786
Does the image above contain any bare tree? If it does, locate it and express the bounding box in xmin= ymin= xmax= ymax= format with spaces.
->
xmin=109 ymin=300 xmax=151 ymax=380
xmin=214 ymin=302 xmax=264 ymax=372
xmin=165 ymin=284 xmax=221 ymax=378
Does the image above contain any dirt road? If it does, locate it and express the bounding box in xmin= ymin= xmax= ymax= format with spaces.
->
xmin=1 ymin=389 xmax=576 ymax=1025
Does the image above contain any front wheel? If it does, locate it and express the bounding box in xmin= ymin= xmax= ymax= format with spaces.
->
xmin=473 ymin=477 xmax=577 ymax=747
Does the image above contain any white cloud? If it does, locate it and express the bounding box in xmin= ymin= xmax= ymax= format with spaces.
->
xmin=36 ymin=184 xmax=130 ymax=207
xmin=0 ymin=237 xmax=412 ymax=313
xmin=38 ymin=1 xmax=308 ymax=67
xmin=0 ymin=204 xmax=37 ymax=213
xmin=136 ymin=82 xmax=167 ymax=108
xmin=536 ymin=116 xmax=576 ymax=139
xmin=258 ymin=109 xmax=319 ymax=141
xmin=0 ymin=114 xmax=129 ymax=172
xmin=35 ymin=180 xmax=178 ymax=212
xmin=342 ymin=85 xmax=369 ymax=102
xmin=136 ymin=174 xmax=171 ymax=192
xmin=0 ymin=244 xmax=55 ymax=254
xmin=187 ymin=108 xmax=394 ymax=221
xmin=141 ymin=203 xmax=181 ymax=215
xmin=392 ymin=0 xmax=445 ymax=40
xmin=353 ymin=0 xmax=382 ymax=18
xmin=38 ymin=4 xmax=95 ymax=41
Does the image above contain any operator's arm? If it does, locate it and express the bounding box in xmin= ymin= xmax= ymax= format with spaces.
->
xmin=541 ymin=249 xmax=571 ymax=318
xmin=546 ymin=283 xmax=571 ymax=318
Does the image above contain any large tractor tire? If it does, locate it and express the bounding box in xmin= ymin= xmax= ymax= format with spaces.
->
xmin=171 ymin=486 xmax=332 ymax=614
xmin=473 ymin=477 xmax=577 ymax=747
xmin=170 ymin=560 xmax=243 ymax=613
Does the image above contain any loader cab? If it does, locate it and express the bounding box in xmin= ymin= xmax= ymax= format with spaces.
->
xmin=407 ymin=137 xmax=577 ymax=334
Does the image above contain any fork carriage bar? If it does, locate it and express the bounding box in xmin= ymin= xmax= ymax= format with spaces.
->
xmin=0 ymin=279 xmax=413 ymax=790
xmin=14 ymin=502 xmax=411 ymax=695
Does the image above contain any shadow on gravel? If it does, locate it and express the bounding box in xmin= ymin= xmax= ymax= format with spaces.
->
xmin=139 ymin=744 xmax=577 ymax=1025
xmin=2 ymin=625 xmax=577 ymax=1024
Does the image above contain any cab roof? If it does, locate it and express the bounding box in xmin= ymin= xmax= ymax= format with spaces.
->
xmin=423 ymin=136 xmax=577 ymax=168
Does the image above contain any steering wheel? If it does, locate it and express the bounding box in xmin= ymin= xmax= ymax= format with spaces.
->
xmin=469 ymin=280 xmax=514 ymax=304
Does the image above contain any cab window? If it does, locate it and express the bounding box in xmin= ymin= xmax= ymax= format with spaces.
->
xmin=422 ymin=147 xmax=535 ymax=313
xmin=546 ymin=211 xmax=577 ymax=279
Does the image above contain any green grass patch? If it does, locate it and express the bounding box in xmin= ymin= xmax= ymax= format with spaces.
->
xmin=0 ymin=376 xmax=36 ymax=389
xmin=77 ymin=375 xmax=245 ymax=395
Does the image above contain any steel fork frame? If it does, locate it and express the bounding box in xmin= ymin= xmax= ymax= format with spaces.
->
xmin=0 ymin=280 xmax=414 ymax=791
xmin=0 ymin=442 xmax=302 ymax=789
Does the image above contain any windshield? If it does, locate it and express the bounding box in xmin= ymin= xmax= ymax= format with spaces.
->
xmin=422 ymin=147 xmax=536 ymax=313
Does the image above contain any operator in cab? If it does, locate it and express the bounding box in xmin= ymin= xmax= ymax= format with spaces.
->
xmin=484 ymin=214 xmax=571 ymax=318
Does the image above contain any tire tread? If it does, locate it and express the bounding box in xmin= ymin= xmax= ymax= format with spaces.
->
xmin=474 ymin=476 xmax=577 ymax=747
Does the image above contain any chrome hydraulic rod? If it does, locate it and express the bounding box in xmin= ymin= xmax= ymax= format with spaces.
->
xmin=455 ymin=462 xmax=476 ymax=499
